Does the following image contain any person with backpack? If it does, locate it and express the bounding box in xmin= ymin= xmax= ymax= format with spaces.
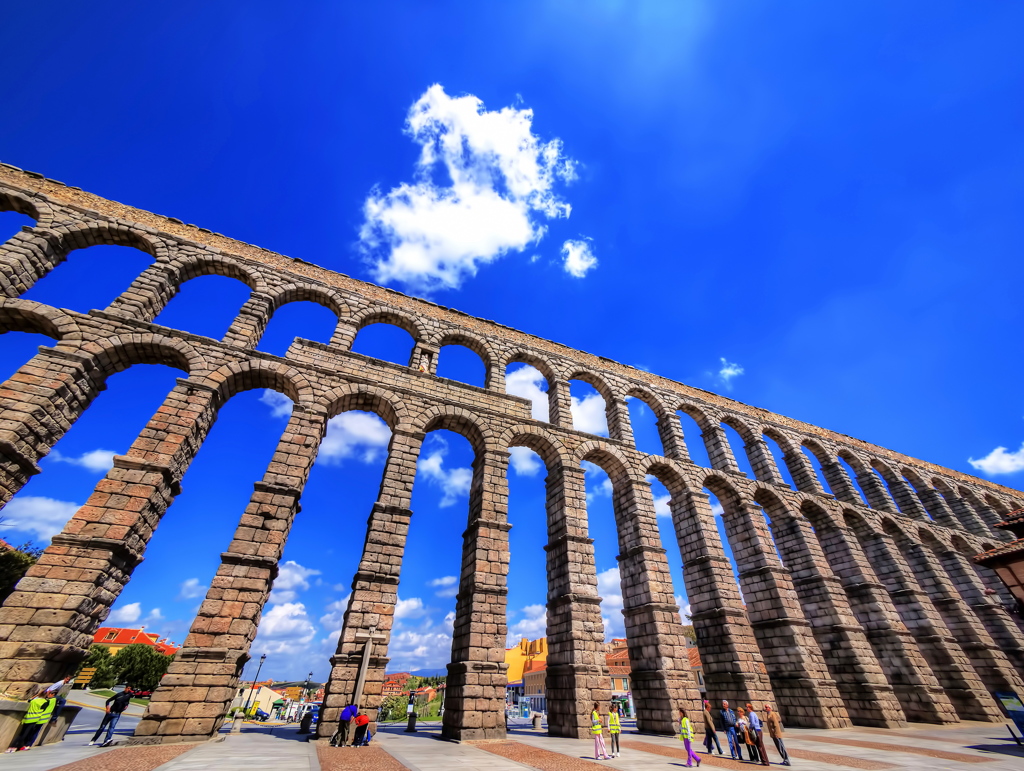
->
xmin=5 ymin=688 xmax=55 ymax=752
xmin=89 ymin=688 xmax=133 ymax=747
xmin=331 ymin=703 xmax=357 ymax=747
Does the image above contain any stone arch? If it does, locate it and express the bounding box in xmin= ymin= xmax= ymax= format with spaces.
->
xmin=412 ymin=405 xmax=493 ymax=456
xmin=0 ymin=298 xmax=82 ymax=340
xmin=351 ymin=306 xmax=424 ymax=343
xmin=574 ymin=439 xmax=639 ymax=485
xmin=644 ymin=459 xmax=691 ymax=498
xmin=499 ymin=425 xmax=571 ymax=471
xmin=266 ymin=282 xmax=349 ymax=319
xmin=984 ymin=495 xmax=1012 ymax=519
xmin=720 ymin=413 xmax=759 ymax=444
xmin=320 ymin=383 xmax=410 ymax=430
xmin=701 ymin=472 xmax=747 ymax=512
xmin=0 ymin=188 xmax=48 ymax=224
xmin=916 ymin=526 xmax=950 ymax=553
xmin=436 ymin=331 xmax=496 ymax=386
xmin=764 ymin=426 xmax=800 ymax=456
xmin=200 ymin=358 xmax=315 ymax=406
xmin=49 ymin=221 xmax=169 ymax=262
xmin=624 ymin=386 xmax=671 ymax=421
xmin=503 ymin=349 xmax=558 ymax=386
xmin=79 ymin=333 xmax=205 ymax=379
xmin=168 ymin=253 xmax=267 ymax=294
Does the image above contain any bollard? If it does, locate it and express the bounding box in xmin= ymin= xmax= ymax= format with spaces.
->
xmin=532 ymin=712 xmax=542 ymax=730
xmin=231 ymin=714 xmax=243 ymax=733
xmin=405 ymin=713 xmax=418 ymax=733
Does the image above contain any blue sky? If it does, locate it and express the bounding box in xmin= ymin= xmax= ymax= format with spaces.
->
xmin=2 ymin=1 xmax=1023 ymax=682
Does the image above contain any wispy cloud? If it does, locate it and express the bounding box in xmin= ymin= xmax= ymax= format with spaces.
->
xmin=176 ymin=578 xmax=208 ymax=601
xmin=260 ymin=390 xmax=293 ymax=418
xmin=561 ymin=238 xmax=598 ymax=278
xmin=269 ymin=561 xmax=322 ymax=604
xmin=717 ymin=358 xmax=744 ymax=388
xmin=571 ymin=392 xmax=609 ymax=436
xmin=507 ymin=604 xmax=547 ymax=647
xmin=969 ymin=442 xmax=1024 ymax=475
xmin=50 ymin=449 xmax=117 ymax=473
xmin=509 ymin=446 xmax=543 ymax=477
xmin=418 ymin=436 xmax=472 ymax=507
xmin=428 ymin=576 xmax=459 ymax=599
xmin=0 ymin=496 xmax=79 ymax=541
xmin=506 ymin=364 xmax=549 ymax=421
xmin=359 ymin=84 xmax=578 ymax=293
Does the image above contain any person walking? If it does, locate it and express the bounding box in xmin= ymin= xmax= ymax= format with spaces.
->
xmin=702 ymin=700 xmax=723 ymax=755
xmin=765 ymin=705 xmax=790 ymax=765
xmin=720 ymin=700 xmax=740 ymax=759
xmin=590 ymin=702 xmax=611 ymax=760
xmin=331 ymin=703 xmax=357 ymax=747
xmin=89 ymin=688 xmax=133 ymax=747
xmin=745 ymin=703 xmax=770 ymax=766
xmin=608 ymin=703 xmax=622 ymax=758
xmin=5 ymin=689 xmax=55 ymax=752
xmin=677 ymin=707 xmax=701 ymax=767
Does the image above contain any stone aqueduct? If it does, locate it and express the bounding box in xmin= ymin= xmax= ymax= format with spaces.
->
xmin=0 ymin=164 xmax=1022 ymax=745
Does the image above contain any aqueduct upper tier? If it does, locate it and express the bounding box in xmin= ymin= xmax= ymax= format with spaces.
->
xmin=0 ymin=164 xmax=1021 ymax=745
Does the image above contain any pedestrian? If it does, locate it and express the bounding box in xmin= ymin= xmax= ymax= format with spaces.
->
xmin=5 ymin=688 xmax=55 ymax=752
xmin=745 ymin=703 xmax=770 ymax=766
xmin=352 ymin=712 xmax=371 ymax=746
xmin=608 ymin=702 xmax=622 ymax=758
xmin=702 ymin=699 xmax=723 ymax=755
xmin=720 ymin=700 xmax=740 ymax=759
xmin=736 ymin=707 xmax=760 ymax=763
xmin=590 ymin=702 xmax=610 ymax=760
xmin=764 ymin=705 xmax=790 ymax=766
xmin=89 ymin=688 xmax=133 ymax=747
xmin=45 ymin=675 xmax=75 ymax=726
xmin=331 ymin=703 xmax=357 ymax=747
xmin=677 ymin=707 xmax=701 ymax=767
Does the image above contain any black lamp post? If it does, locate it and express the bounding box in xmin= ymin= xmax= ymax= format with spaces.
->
xmin=305 ymin=670 xmax=314 ymax=702
xmin=243 ymin=653 xmax=267 ymax=713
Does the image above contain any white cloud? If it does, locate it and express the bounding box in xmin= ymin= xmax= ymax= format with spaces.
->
xmin=0 ymin=496 xmax=79 ymax=541
xmin=176 ymin=578 xmax=208 ymax=601
xmin=418 ymin=437 xmax=472 ymax=507
xmin=506 ymin=364 xmax=549 ymax=421
xmin=583 ymin=461 xmax=614 ymax=505
xmin=359 ymin=84 xmax=577 ymax=293
xmin=969 ymin=443 xmax=1024 ymax=475
xmin=561 ymin=238 xmax=598 ymax=278
xmin=109 ymin=602 xmax=142 ymax=624
xmin=428 ymin=576 xmax=459 ymax=599
xmin=654 ymin=494 xmax=672 ymax=517
xmin=711 ymin=501 xmax=724 ymax=517
xmin=395 ymin=597 xmax=429 ymax=620
xmin=507 ymin=604 xmax=547 ymax=647
xmin=386 ymin=611 xmax=456 ymax=672
xmin=319 ymin=596 xmax=351 ymax=636
xmin=571 ymin=392 xmax=609 ymax=436
xmin=717 ymin=358 xmax=744 ymax=387
xmin=260 ymin=389 xmax=293 ymax=418
xmin=50 ymin=449 xmax=117 ymax=473
xmin=597 ymin=567 xmax=625 ymax=640
xmin=509 ymin=446 xmax=543 ymax=477
xmin=269 ymin=561 xmax=322 ymax=604
xmin=253 ymin=602 xmax=317 ymax=656
xmin=319 ymin=412 xmax=392 ymax=465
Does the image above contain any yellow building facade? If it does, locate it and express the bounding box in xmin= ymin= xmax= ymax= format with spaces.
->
xmin=504 ymin=637 xmax=547 ymax=682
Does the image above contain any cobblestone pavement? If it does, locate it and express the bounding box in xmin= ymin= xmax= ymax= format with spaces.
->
xmin=317 ymin=744 xmax=409 ymax=770
xmin=477 ymin=740 xmax=609 ymax=769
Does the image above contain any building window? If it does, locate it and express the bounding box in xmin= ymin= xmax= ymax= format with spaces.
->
xmin=104 ymin=632 xmax=117 ymax=641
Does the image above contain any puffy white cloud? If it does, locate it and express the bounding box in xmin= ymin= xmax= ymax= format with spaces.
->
xmin=717 ymin=358 xmax=744 ymax=387
xmin=969 ymin=442 xmax=1024 ymax=476
xmin=260 ymin=389 xmax=293 ymax=418
xmin=395 ymin=597 xmax=428 ymax=620
xmin=269 ymin=561 xmax=321 ymax=604
xmin=360 ymin=84 xmax=577 ymax=293
xmin=319 ymin=412 xmax=392 ymax=465
xmin=710 ymin=500 xmax=724 ymax=517
xmin=654 ymin=494 xmax=672 ymax=517
xmin=509 ymin=446 xmax=543 ymax=477
xmin=561 ymin=238 xmax=598 ymax=278
xmin=253 ymin=602 xmax=317 ymax=655
xmin=176 ymin=578 xmax=208 ymax=601
xmin=597 ymin=567 xmax=625 ymax=640
xmin=677 ymin=597 xmax=692 ymax=624
xmin=108 ymin=602 xmax=142 ymax=624
xmin=506 ymin=364 xmax=550 ymax=421
xmin=571 ymin=392 xmax=609 ymax=436
xmin=50 ymin=448 xmax=117 ymax=473
xmin=386 ymin=611 xmax=456 ymax=672
xmin=428 ymin=576 xmax=459 ymax=599
xmin=1 ymin=496 xmax=78 ymax=541
xmin=418 ymin=437 xmax=472 ymax=507
xmin=507 ymin=604 xmax=547 ymax=647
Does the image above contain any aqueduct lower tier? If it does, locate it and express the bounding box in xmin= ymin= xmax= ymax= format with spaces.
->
xmin=0 ymin=165 xmax=1022 ymax=744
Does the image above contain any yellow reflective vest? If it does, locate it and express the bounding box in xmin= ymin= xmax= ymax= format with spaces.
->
xmin=590 ymin=710 xmax=603 ymax=735
xmin=24 ymin=697 xmax=55 ymax=725
xmin=608 ymin=711 xmax=621 ymax=733
xmin=679 ymin=715 xmax=695 ymax=741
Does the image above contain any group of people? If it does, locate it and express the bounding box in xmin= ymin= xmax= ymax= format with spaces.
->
xmin=5 ymin=675 xmax=77 ymax=753
xmin=589 ymin=701 xmax=624 ymax=759
xmin=328 ymin=703 xmax=372 ymax=747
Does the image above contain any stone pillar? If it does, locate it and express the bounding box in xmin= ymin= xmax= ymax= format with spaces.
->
xmin=0 ymin=346 xmax=105 ymax=509
xmin=855 ymin=470 xmax=898 ymax=513
xmin=134 ymin=405 xmax=325 ymax=743
xmin=606 ymin=398 xmax=634 ymax=445
xmin=938 ymin=549 xmax=1024 ymax=675
xmin=222 ymin=291 xmax=272 ymax=348
xmin=856 ymin=528 xmax=1002 ymax=721
xmin=900 ymin=540 xmax=1024 ymax=696
xmin=782 ymin=451 xmax=823 ymax=495
xmin=913 ymin=487 xmax=963 ymax=530
xmin=656 ymin=417 xmax=689 ymax=462
xmin=721 ymin=502 xmax=850 ymax=728
xmin=769 ymin=510 xmax=905 ymax=726
xmin=318 ymin=428 xmax=424 ymax=739
xmin=942 ymin=491 xmax=990 ymax=536
xmin=485 ymin=360 xmax=505 ymax=392
xmin=703 ymin=425 xmax=740 ymax=474
xmin=961 ymin=491 xmax=1003 ymax=530
xmin=548 ymin=379 xmax=573 ymax=430
xmin=329 ymin=319 xmax=358 ymax=350
xmin=612 ymin=479 xmax=701 ymax=734
xmin=671 ymin=489 xmax=774 ymax=708
xmin=442 ymin=449 xmax=511 ymax=741
xmin=106 ymin=263 xmax=178 ymax=323
xmin=544 ymin=464 xmax=609 ymax=739
xmin=0 ymin=379 xmax=220 ymax=698
xmin=746 ymin=438 xmax=785 ymax=485
xmin=813 ymin=519 xmax=958 ymax=724
xmin=408 ymin=343 xmax=438 ymax=375
xmin=885 ymin=475 xmax=929 ymax=519
xmin=0 ymin=227 xmax=59 ymax=298
xmin=820 ymin=461 xmax=862 ymax=504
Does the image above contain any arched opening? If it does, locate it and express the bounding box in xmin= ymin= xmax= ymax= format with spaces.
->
xmin=677 ymin=410 xmax=710 ymax=467
xmin=902 ymin=474 xmax=935 ymax=521
xmin=0 ymin=324 xmax=57 ymax=384
xmin=256 ymin=300 xmax=338 ymax=357
xmin=800 ymin=444 xmax=832 ymax=492
xmin=350 ymin=323 xmax=416 ymax=367
xmin=22 ymin=244 xmax=153 ymax=314
xmin=153 ymin=275 xmax=253 ymax=340
xmin=0 ymin=209 xmax=34 ymax=245
xmin=437 ymin=344 xmax=486 ymax=388
xmin=721 ymin=422 xmax=755 ymax=479
xmin=504 ymin=362 xmax=549 ymax=422
xmin=569 ymin=379 xmax=608 ymax=436
xmin=626 ymin=395 xmax=664 ymax=456
xmin=762 ymin=433 xmax=796 ymax=489
xmin=836 ymin=455 xmax=871 ymax=507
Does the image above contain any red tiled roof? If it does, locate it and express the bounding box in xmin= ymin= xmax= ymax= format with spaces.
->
xmin=975 ymin=537 xmax=1024 ymax=564
xmin=687 ymin=648 xmax=702 ymax=668
xmin=523 ymin=660 xmax=547 ymax=674
xmin=93 ymin=627 xmax=179 ymax=655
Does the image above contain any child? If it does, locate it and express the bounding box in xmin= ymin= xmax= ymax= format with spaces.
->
xmin=678 ymin=707 xmax=701 ymax=767
xmin=591 ymin=702 xmax=610 ymax=760
xmin=608 ymin=703 xmax=622 ymax=758
xmin=6 ymin=689 xmax=55 ymax=752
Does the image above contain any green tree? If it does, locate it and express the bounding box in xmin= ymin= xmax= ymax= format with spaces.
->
xmin=112 ymin=644 xmax=173 ymax=691
xmin=78 ymin=644 xmax=117 ymax=688
xmin=0 ymin=539 xmax=43 ymax=603
xmin=378 ymin=694 xmax=406 ymax=722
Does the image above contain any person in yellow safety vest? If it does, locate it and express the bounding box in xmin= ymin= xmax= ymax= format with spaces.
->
xmin=608 ymin=703 xmax=622 ymax=758
xmin=590 ymin=702 xmax=610 ymax=760
xmin=5 ymin=690 xmax=55 ymax=752
xmin=678 ymin=707 xmax=702 ymax=767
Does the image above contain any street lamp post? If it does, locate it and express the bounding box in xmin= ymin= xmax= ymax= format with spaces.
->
xmin=243 ymin=654 xmax=267 ymax=715
xmin=305 ymin=670 xmax=314 ymax=703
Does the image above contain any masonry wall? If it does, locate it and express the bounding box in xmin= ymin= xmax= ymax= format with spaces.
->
xmin=0 ymin=166 xmax=1022 ymax=745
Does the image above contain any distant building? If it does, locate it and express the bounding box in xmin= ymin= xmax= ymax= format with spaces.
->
xmin=92 ymin=627 xmax=179 ymax=656
xmin=504 ymin=637 xmax=548 ymax=683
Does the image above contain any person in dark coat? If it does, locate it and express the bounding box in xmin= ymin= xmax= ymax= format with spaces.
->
xmin=765 ymin=704 xmax=791 ymax=765
xmin=89 ymin=689 xmax=133 ymax=747
xmin=702 ymin=700 xmax=723 ymax=755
